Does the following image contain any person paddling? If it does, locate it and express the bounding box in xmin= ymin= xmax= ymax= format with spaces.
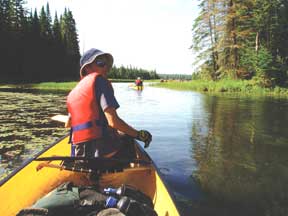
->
xmin=66 ymin=48 xmax=152 ymax=158
xmin=135 ymin=77 xmax=143 ymax=90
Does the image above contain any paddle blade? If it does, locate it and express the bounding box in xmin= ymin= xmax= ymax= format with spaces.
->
xmin=51 ymin=114 xmax=69 ymax=123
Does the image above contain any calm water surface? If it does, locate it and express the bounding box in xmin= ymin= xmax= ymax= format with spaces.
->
xmin=1 ymin=83 xmax=288 ymax=216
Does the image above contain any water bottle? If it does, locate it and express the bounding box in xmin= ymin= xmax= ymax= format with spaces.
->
xmin=103 ymin=184 xmax=153 ymax=208
xmin=105 ymin=196 xmax=118 ymax=208
xmin=103 ymin=187 xmax=119 ymax=196
xmin=104 ymin=196 xmax=157 ymax=216
xmin=116 ymin=196 xmax=157 ymax=216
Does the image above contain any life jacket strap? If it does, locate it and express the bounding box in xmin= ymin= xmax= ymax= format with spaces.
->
xmin=69 ymin=128 xmax=73 ymax=144
xmin=72 ymin=120 xmax=102 ymax=132
xmin=69 ymin=120 xmax=103 ymax=149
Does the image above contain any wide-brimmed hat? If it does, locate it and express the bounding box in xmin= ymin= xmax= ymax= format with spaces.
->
xmin=79 ymin=48 xmax=113 ymax=78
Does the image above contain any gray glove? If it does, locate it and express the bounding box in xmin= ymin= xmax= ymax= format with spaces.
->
xmin=136 ymin=130 xmax=152 ymax=148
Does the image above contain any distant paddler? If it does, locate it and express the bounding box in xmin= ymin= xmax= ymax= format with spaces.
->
xmin=134 ymin=77 xmax=143 ymax=90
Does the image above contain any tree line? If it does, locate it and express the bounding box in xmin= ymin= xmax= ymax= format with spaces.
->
xmin=0 ymin=0 xmax=80 ymax=82
xmin=191 ymin=0 xmax=288 ymax=87
xmin=158 ymin=74 xmax=191 ymax=80
xmin=109 ymin=65 xmax=159 ymax=80
xmin=0 ymin=0 xmax=159 ymax=83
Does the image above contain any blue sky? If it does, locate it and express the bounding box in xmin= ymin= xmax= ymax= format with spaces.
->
xmin=26 ymin=0 xmax=200 ymax=74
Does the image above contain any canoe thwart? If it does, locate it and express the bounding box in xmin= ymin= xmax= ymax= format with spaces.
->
xmin=35 ymin=156 xmax=151 ymax=165
xmin=35 ymin=156 xmax=152 ymax=174
xmin=36 ymin=161 xmax=125 ymax=174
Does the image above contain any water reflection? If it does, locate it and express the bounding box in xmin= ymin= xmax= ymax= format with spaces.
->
xmin=191 ymin=96 xmax=288 ymax=216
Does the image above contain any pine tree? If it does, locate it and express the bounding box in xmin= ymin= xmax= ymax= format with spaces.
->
xmin=60 ymin=8 xmax=79 ymax=56
xmin=52 ymin=12 xmax=61 ymax=42
xmin=59 ymin=8 xmax=80 ymax=80
xmin=31 ymin=9 xmax=40 ymax=36
xmin=39 ymin=5 xmax=51 ymax=38
xmin=45 ymin=2 xmax=52 ymax=31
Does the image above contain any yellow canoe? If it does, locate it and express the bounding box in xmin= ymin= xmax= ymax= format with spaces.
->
xmin=129 ymin=85 xmax=144 ymax=90
xmin=0 ymin=135 xmax=180 ymax=216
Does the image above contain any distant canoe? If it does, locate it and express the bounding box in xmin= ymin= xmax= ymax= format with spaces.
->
xmin=129 ymin=85 xmax=144 ymax=91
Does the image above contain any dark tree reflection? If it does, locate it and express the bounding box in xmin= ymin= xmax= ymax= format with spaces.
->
xmin=191 ymin=96 xmax=288 ymax=216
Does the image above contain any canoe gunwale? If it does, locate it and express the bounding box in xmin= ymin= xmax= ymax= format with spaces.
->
xmin=0 ymin=134 xmax=69 ymax=187
xmin=134 ymin=141 xmax=181 ymax=214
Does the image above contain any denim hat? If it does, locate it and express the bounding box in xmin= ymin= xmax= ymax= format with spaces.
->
xmin=80 ymin=48 xmax=113 ymax=77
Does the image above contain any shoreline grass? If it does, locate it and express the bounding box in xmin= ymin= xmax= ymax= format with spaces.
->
xmin=1 ymin=79 xmax=287 ymax=97
xmin=153 ymin=80 xmax=288 ymax=97
xmin=0 ymin=79 xmax=157 ymax=91
xmin=0 ymin=82 xmax=77 ymax=91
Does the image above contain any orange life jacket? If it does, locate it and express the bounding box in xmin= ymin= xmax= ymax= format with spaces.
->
xmin=67 ymin=72 xmax=106 ymax=144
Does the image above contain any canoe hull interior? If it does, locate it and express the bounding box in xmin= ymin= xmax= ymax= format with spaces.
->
xmin=0 ymin=136 xmax=179 ymax=216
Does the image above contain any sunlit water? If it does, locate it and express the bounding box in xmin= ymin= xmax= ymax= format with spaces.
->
xmin=1 ymin=83 xmax=288 ymax=216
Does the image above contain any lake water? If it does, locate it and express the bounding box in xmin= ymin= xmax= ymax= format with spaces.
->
xmin=1 ymin=83 xmax=288 ymax=216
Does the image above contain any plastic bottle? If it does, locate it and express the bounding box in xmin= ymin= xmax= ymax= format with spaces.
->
xmin=104 ymin=196 xmax=157 ymax=216
xmin=105 ymin=196 xmax=118 ymax=208
xmin=103 ymin=185 xmax=153 ymax=207
xmin=116 ymin=196 xmax=157 ymax=216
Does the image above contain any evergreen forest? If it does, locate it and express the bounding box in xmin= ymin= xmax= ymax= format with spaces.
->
xmin=192 ymin=0 xmax=288 ymax=87
xmin=0 ymin=0 xmax=158 ymax=83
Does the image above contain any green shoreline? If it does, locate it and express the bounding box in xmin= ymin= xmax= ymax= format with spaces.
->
xmin=1 ymin=79 xmax=288 ymax=97
xmin=0 ymin=79 xmax=134 ymax=91
xmin=153 ymin=80 xmax=288 ymax=97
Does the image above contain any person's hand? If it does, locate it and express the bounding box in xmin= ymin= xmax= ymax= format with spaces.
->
xmin=136 ymin=130 xmax=152 ymax=148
